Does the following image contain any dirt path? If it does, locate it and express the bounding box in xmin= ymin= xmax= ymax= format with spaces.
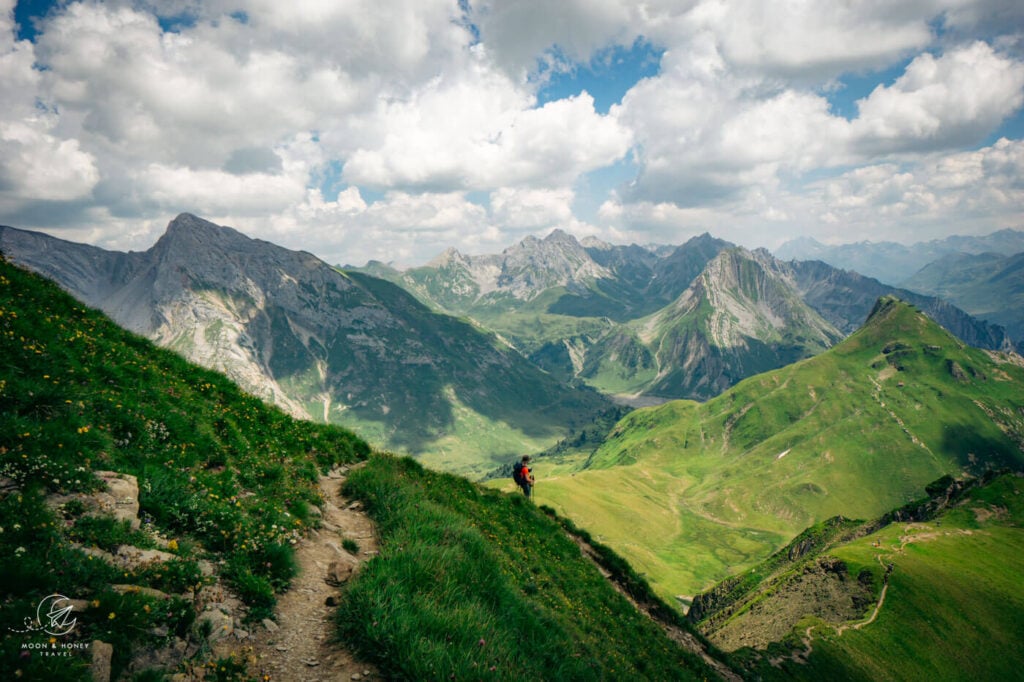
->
xmin=770 ymin=554 xmax=895 ymax=667
xmin=569 ymin=534 xmax=742 ymax=682
xmin=836 ymin=556 xmax=893 ymax=636
xmin=245 ymin=466 xmax=379 ymax=682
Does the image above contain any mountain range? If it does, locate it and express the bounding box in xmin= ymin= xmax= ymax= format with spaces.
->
xmin=902 ymin=250 xmax=1024 ymax=343
xmin=3 ymin=216 xmax=1018 ymax=476
xmin=775 ymin=228 xmax=1024 ymax=285
xmin=0 ymin=214 xmax=608 ymax=475
xmin=357 ymin=228 xmax=1016 ymax=402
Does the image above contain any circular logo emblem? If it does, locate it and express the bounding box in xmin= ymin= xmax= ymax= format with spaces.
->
xmin=37 ymin=594 xmax=77 ymax=637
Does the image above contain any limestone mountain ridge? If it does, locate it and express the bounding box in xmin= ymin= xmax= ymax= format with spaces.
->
xmin=0 ymin=214 xmax=608 ymax=472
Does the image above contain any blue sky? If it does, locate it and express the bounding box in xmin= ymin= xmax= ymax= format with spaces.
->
xmin=536 ymin=39 xmax=664 ymax=114
xmin=2 ymin=0 xmax=1023 ymax=266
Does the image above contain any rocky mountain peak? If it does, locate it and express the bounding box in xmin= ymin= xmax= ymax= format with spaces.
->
xmin=426 ymin=246 xmax=467 ymax=269
xmin=491 ymin=228 xmax=610 ymax=298
xmin=152 ymin=214 xmax=252 ymax=268
xmin=543 ymin=228 xmax=577 ymax=246
xmin=161 ymin=212 xmax=245 ymax=244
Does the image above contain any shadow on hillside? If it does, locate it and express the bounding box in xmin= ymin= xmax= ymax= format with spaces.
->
xmin=942 ymin=423 xmax=1023 ymax=472
xmin=250 ymin=271 xmax=608 ymax=454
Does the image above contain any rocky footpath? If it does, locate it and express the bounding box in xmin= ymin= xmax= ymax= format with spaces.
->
xmin=41 ymin=466 xmax=378 ymax=681
xmin=239 ymin=465 xmax=379 ymax=681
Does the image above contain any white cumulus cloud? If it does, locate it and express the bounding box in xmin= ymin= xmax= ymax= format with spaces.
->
xmin=851 ymin=41 xmax=1024 ymax=152
xmin=0 ymin=0 xmax=1022 ymax=264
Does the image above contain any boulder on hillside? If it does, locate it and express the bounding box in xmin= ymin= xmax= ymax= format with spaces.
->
xmin=47 ymin=470 xmax=142 ymax=531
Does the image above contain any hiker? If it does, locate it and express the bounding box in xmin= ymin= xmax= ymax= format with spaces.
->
xmin=513 ymin=455 xmax=535 ymax=498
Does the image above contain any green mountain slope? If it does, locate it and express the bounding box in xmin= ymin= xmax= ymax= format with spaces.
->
xmin=0 ymin=255 xmax=369 ymax=680
xmin=0 ymin=255 xmax=735 ymax=680
xmin=713 ymin=473 xmax=1024 ymax=681
xmin=335 ymin=454 xmax=730 ymax=680
xmin=537 ymin=297 xmax=1024 ymax=601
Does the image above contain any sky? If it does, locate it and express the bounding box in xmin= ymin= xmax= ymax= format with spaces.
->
xmin=1 ymin=0 xmax=1023 ymax=267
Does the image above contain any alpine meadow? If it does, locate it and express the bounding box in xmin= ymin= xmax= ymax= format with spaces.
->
xmin=3 ymin=1 xmax=1024 ymax=680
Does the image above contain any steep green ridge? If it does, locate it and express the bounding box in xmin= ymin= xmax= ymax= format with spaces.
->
xmin=335 ymin=454 xmax=728 ymax=680
xmin=0 ymin=256 xmax=369 ymax=680
xmin=721 ymin=472 xmax=1024 ymax=681
xmin=538 ymin=297 xmax=1024 ymax=600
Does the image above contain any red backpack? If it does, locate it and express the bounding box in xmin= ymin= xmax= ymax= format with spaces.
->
xmin=512 ymin=461 xmax=529 ymax=484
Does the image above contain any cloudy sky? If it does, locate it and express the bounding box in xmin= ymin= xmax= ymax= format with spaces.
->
xmin=2 ymin=0 xmax=1023 ymax=266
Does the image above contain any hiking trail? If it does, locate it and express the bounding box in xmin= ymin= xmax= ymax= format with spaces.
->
xmin=241 ymin=464 xmax=379 ymax=681
xmin=568 ymin=532 xmax=742 ymax=682
xmin=769 ymin=552 xmax=896 ymax=668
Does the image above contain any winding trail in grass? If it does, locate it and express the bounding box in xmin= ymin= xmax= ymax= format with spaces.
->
xmin=568 ymin=531 xmax=743 ymax=682
xmin=770 ymin=553 xmax=895 ymax=668
xmin=836 ymin=556 xmax=892 ymax=635
xmin=245 ymin=465 xmax=380 ymax=681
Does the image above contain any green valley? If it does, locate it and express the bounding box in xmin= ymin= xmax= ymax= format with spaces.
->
xmin=537 ymin=297 xmax=1024 ymax=602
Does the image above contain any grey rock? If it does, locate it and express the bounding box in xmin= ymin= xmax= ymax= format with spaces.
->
xmin=115 ymin=546 xmax=176 ymax=568
xmin=197 ymin=610 xmax=234 ymax=641
xmin=112 ymin=584 xmax=171 ymax=599
xmin=325 ymin=553 xmax=359 ymax=586
xmin=90 ymin=640 xmax=113 ymax=682
xmin=93 ymin=471 xmax=141 ymax=530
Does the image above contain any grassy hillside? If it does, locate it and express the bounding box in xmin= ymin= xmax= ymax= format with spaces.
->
xmin=334 ymin=453 xmax=728 ymax=680
xmin=729 ymin=472 xmax=1024 ymax=681
xmin=0 ymin=255 xmax=369 ymax=680
xmin=0 ymin=255 xmax=736 ymax=680
xmin=537 ymin=297 xmax=1024 ymax=601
